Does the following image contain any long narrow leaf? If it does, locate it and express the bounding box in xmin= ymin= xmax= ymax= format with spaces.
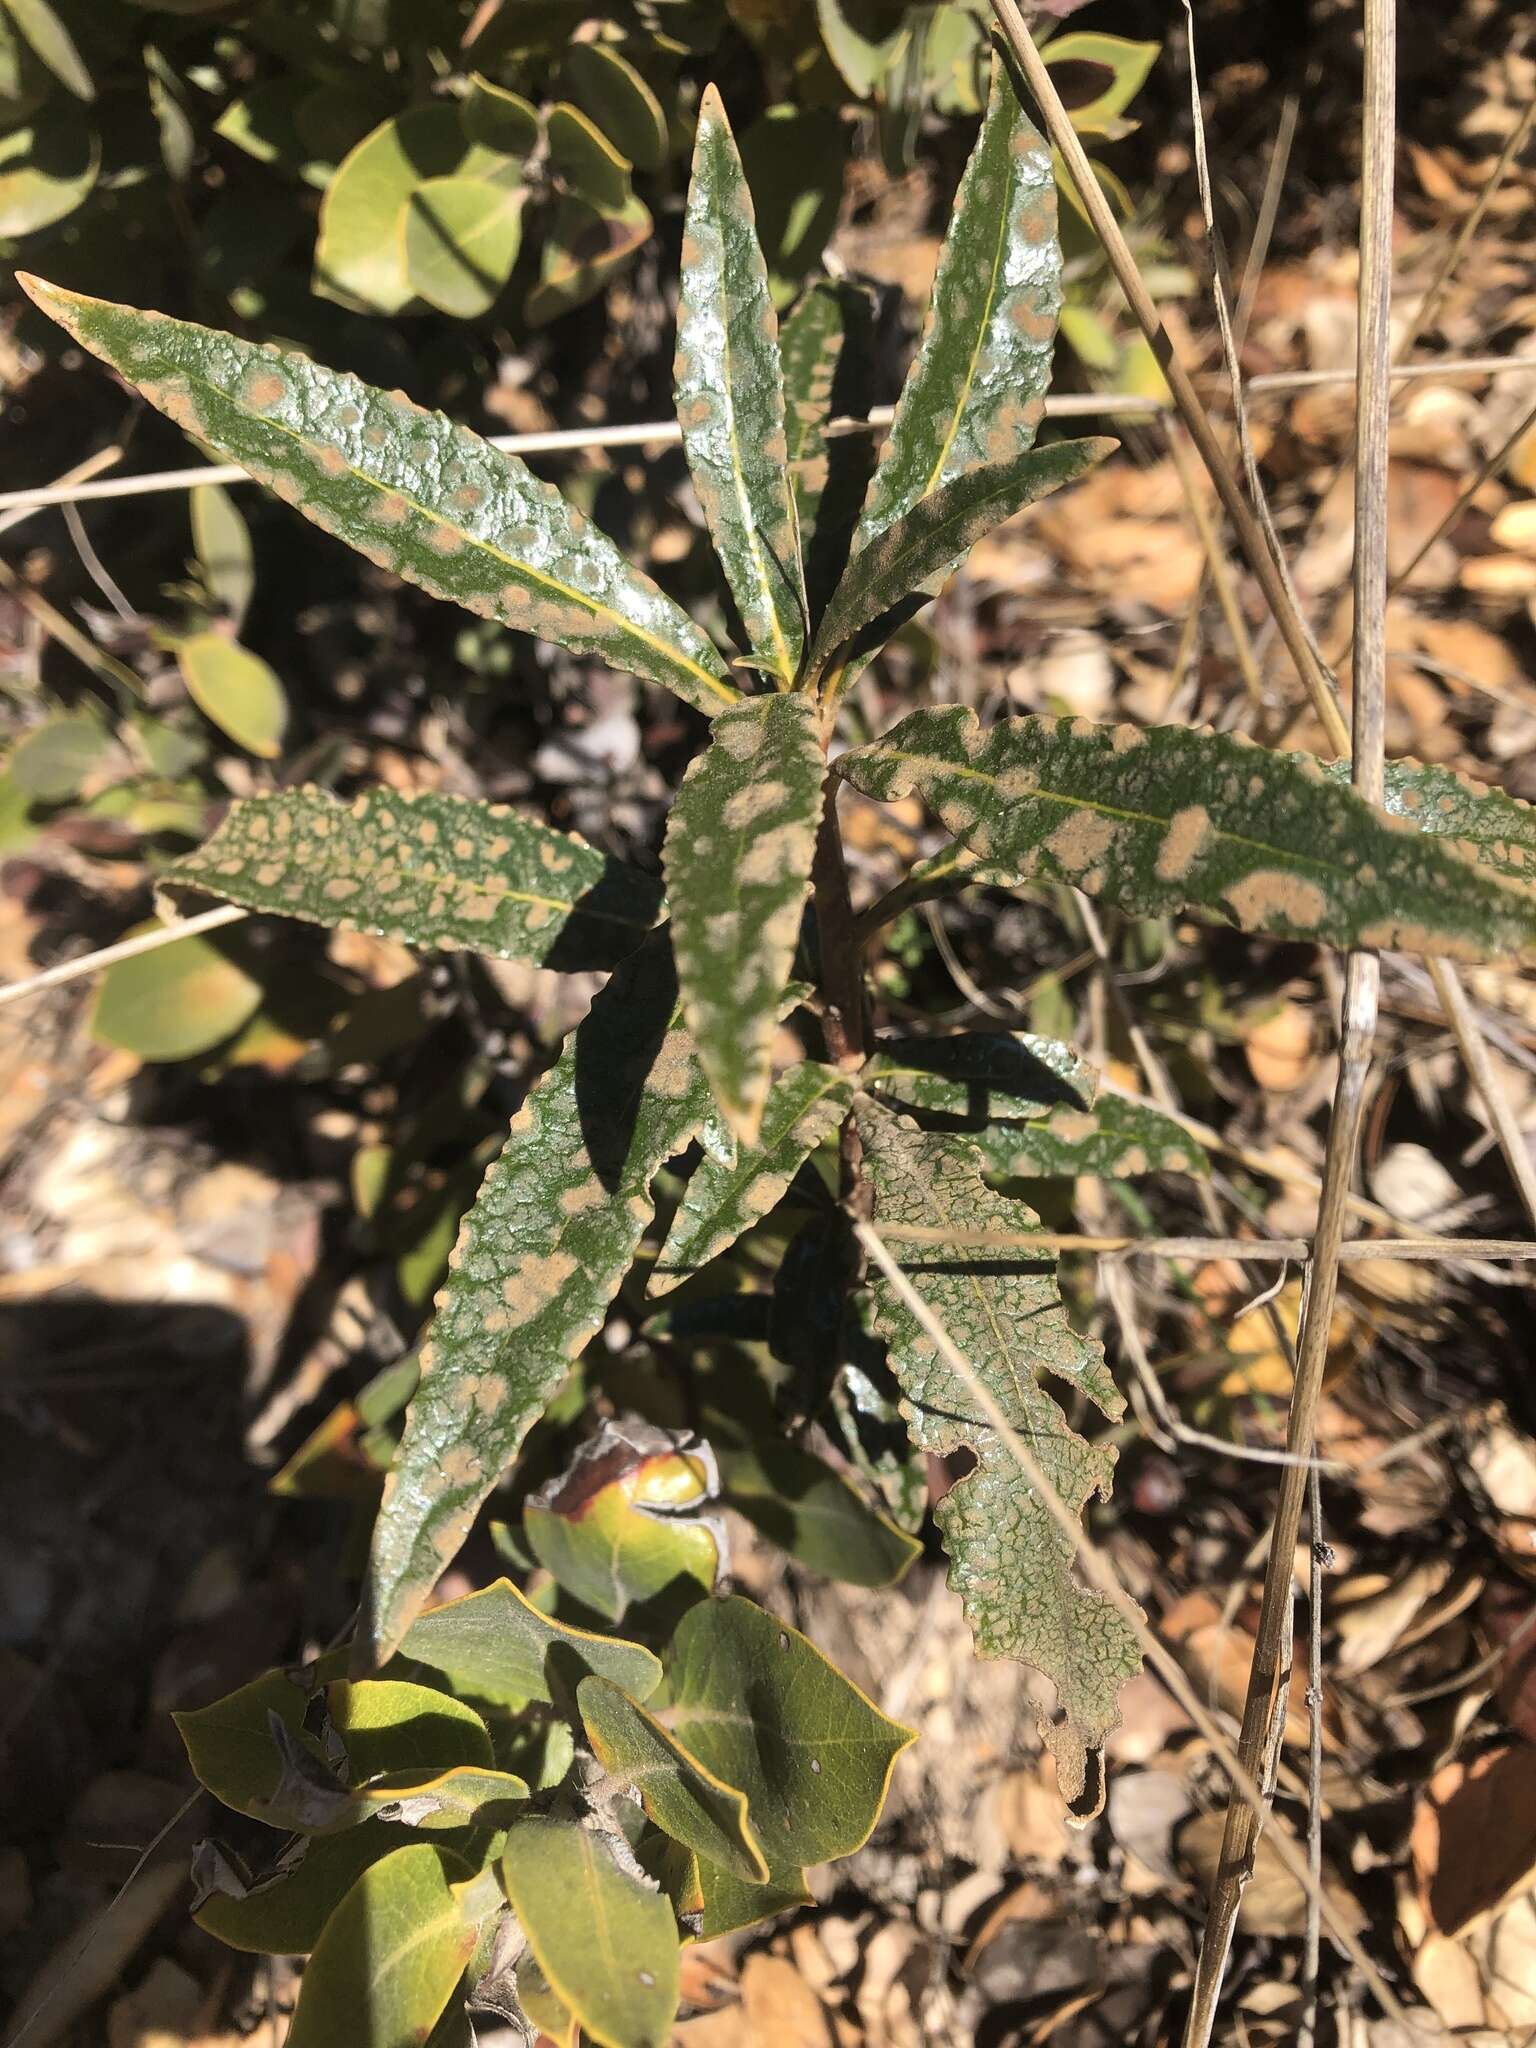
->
xmin=663 ymin=692 xmax=825 ymax=1145
xmin=1321 ymin=756 xmax=1536 ymax=890
xmin=780 ymin=279 xmax=878 ymax=628
xmin=811 ymin=438 xmax=1110 ymax=673
xmin=837 ymin=708 xmax=1536 ymax=967
xmin=167 ymin=788 xmax=663 ymax=970
xmin=857 ymin=1102 xmax=1141 ymax=1808
xmin=675 ymin=87 xmax=807 ymax=683
xmin=19 ymin=276 xmax=740 ymax=719
xmin=359 ymin=935 xmax=720 ymax=1667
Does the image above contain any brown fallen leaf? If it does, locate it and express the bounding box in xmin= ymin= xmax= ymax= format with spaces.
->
xmin=1411 ymin=1744 xmax=1536 ymax=1935
xmin=1178 ymin=1810 xmax=1367 ymax=1938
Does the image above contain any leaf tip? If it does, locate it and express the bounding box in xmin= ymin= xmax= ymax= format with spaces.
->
xmin=14 ymin=272 xmax=74 ymax=320
xmin=697 ymin=80 xmax=728 ymax=131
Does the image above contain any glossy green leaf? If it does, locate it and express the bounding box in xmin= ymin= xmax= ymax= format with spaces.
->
xmin=738 ymin=105 xmax=846 ymax=306
xmin=3 ymin=0 xmax=92 ymax=101
xmin=547 ymin=101 xmax=632 ymax=211
xmin=463 ymin=74 xmax=539 ymax=156
xmin=502 ymin=1817 xmax=680 ymax=2048
xmin=176 ymin=631 xmax=289 ymax=759
xmin=190 ymin=483 xmax=255 ymax=627
xmin=9 ymin=712 xmax=108 ymax=801
xmin=313 ymin=105 xmax=517 ymax=314
xmin=91 ymin=922 xmax=263 ymax=1062
xmin=651 ymin=1060 xmax=850 ymax=1294
xmin=565 ymin=42 xmax=668 ymax=172
xmin=579 ymin=1676 xmax=768 ymax=1883
xmin=811 ymin=438 xmax=1110 ymax=674
xmin=286 ymin=1844 xmax=477 ymax=2048
xmin=359 ymin=935 xmax=725 ymax=1664
xmin=1042 ymin=30 xmax=1159 ymax=134
xmin=404 ymin=176 xmax=524 ymax=320
xmin=1321 ymin=756 xmax=1536 ymax=891
xmin=677 ymin=86 xmax=807 ymax=684
xmin=664 ymin=1594 xmax=914 ymax=1876
xmin=0 ymin=108 xmax=97 ymax=234
xmin=167 ymin=787 xmax=662 ymax=971
xmin=524 ymin=1420 xmax=723 ymax=1623
xmin=838 ymin=709 xmax=1536 ymax=967
xmin=20 ymin=278 xmax=738 ymax=719
xmin=720 ymin=1441 xmax=921 ymax=1587
xmin=663 ymin=693 xmax=823 ymax=1145
xmin=525 ymin=190 xmax=653 ymax=325
xmin=857 ymin=1102 xmax=1140 ymax=1804
xmin=855 ymin=57 xmax=1059 ymax=553
xmin=779 ymin=279 xmax=877 ymax=628
xmin=396 ymin=1577 xmax=662 ymax=1709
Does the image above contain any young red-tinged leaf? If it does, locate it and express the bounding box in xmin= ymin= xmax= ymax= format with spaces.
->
xmin=166 ymin=787 xmax=663 ymax=971
xmin=649 ymin=1060 xmax=852 ymax=1294
xmin=578 ymin=1676 xmax=769 ymax=1883
xmin=663 ymin=1595 xmax=914 ymax=1877
xmin=719 ymin=1441 xmax=921 ymax=1588
xmin=663 ymin=692 xmax=823 ymax=1144
xmin=285 ymin=1844 xmax=479 ymax=2048
xmin=358 ymin=935 xmax=723 ymax=1666
xmin=676 ymin=86 xmax=807 ymax=684
xmin=838 ymin=709 xmax=1536 ymax=968
xmin=857 ymin=1103 xmax=1141 ymax=1806
xmin=854 ymin=55 xmax=1060 ymax=551
xmin=17 ymin=277 xmax=739 ymax=719
xmin=810 ymin=438 xmax=1110 ymax=675
xmin=396 ymin=1577 xmax=662 ymax=1709
xmin=502 ymin=1818 xmax=680 ymax=2048
xmin=779 ymin=279 xmax=878 ymax=628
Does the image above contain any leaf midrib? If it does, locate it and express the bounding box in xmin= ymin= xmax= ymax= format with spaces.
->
xmin=173 ymin=362 xmax=739 ymax=709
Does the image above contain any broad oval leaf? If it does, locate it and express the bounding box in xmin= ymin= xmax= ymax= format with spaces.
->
xmin=779 ymin=279 xmax=877 ymax=629
xmin=547 ymin=101 xmax=631 ymax=211
xmin=856 ymin=1102 xmax=1141 ymax=1807
xmin=854 ymin=56 xmax=1060 ymax=552
xmin=1041 ymin=30 xmax=1160 ymax=134
xmin=0 ymin=109 xmax=97 ymax=235
xmin=719 ymin=1440 xmax=921 ymax=1588
xmin=836 ymin=708 xmax=1536 ymax=968
xmin=810 ymin=438 xmax=1111 ymax=675
xmin=502 ymin=1817 xmax=680 ymax=2048
xmin=9 ymin=712 xmax=109 ymax=801
xmin=463 ymin=74 xmax=539 ymax=156
xmin=525 ymin=190 xmax=653 ymax=326
xmin=19 ymin=278 xmax=739 ymax=720
xmin=92 ymin=921 xmax=263 ymax=1062
xmin=358 ymin=935 xmax=721 ymax=1665
xmin=564 ymin=42 xmax=668 ymax=173
xmin=695 ymin=1858 xmax=812 ymax=1940
xmin=663 ymin=1594 xmax=914 ymax=1875
xmin=578 ymin=1675 xmax=769 ymax=1883
xmin=650 ymin=1060 xmax=851 ymax=1294
xmin=396 ymin=1577 xmax=662 ymax=1709
xmin=196 ymin=1825 xmax=420 ymax=1956
xmin=176 ymin=631 xmax=289 ymax=758
xmin=676 ymin=86 xmax=807 ymax=684
xmin=285 ymin=1843 xmax=477 ymax=2048
xmin=404 ymin=176 xmax=524 ymax=320
xmin=166 ymin=787 xmax=663 ymax=971
xmin=663 ymin=692 xmax=824 ymax=1145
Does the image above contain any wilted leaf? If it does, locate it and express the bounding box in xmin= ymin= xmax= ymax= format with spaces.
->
xmin=650 ymin=1061 xmax=851 ymax=1293
xmin=358 ymin=935 xmax=724 ymax=1665
xmin=91 ymin=922 xmax=263 ymax=1062
xmin=525 ymin=191 xmax=653 ymax=325
xmin=811 ymin=439 xmax=1110 ymax=674
xmin=190 ymin=483 xmax=255 ymax=627
xmin=523 ymin=1420 xmax=724 ymax=1622
xmin=19 ymin=278 xmax=738 ymax=718
xmin=502 ymin=1818 xmax=679 ymax=2048
xmin=167 ymin=787 xmax=662 ymax=972
xmin=720 ymin=1440 xmax=921 ymax=1586
xmin=0 ymin=108 xmax=97 ymax=234
xmin=664 ymin=1594 xmax=914 ymax=1876
xmin=176 ymin=631 xmax=288 ymax=758
xmin=396 ymin=1577 xmax=662 ymax=1709
xmin=677 ymin=86 xmax=807 ymax=683
xmin=837 ymin=708 xmax=1536 ymax=967
xmin=579 ymin=1676 xmax=769 ymax=1883
xmin=854 ymin=57 xmax=1059 ymax=553
xmin=285 ymin=1844 xmax=478 ymax=2048
xmin=565 ymin=42 xmax=667 ymax=172
xmin=9 ymin=712 xmax=109 ymax=801
xmin=857 ymin=1102 xmax=1141 ymax=1805
xmin=779 ymin=279 xmax=877 ymax=627
xmin=404 ymin=176 xmax=524 ymax=319
xmin=664 ymin=692 xmax=823 ymax=1144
